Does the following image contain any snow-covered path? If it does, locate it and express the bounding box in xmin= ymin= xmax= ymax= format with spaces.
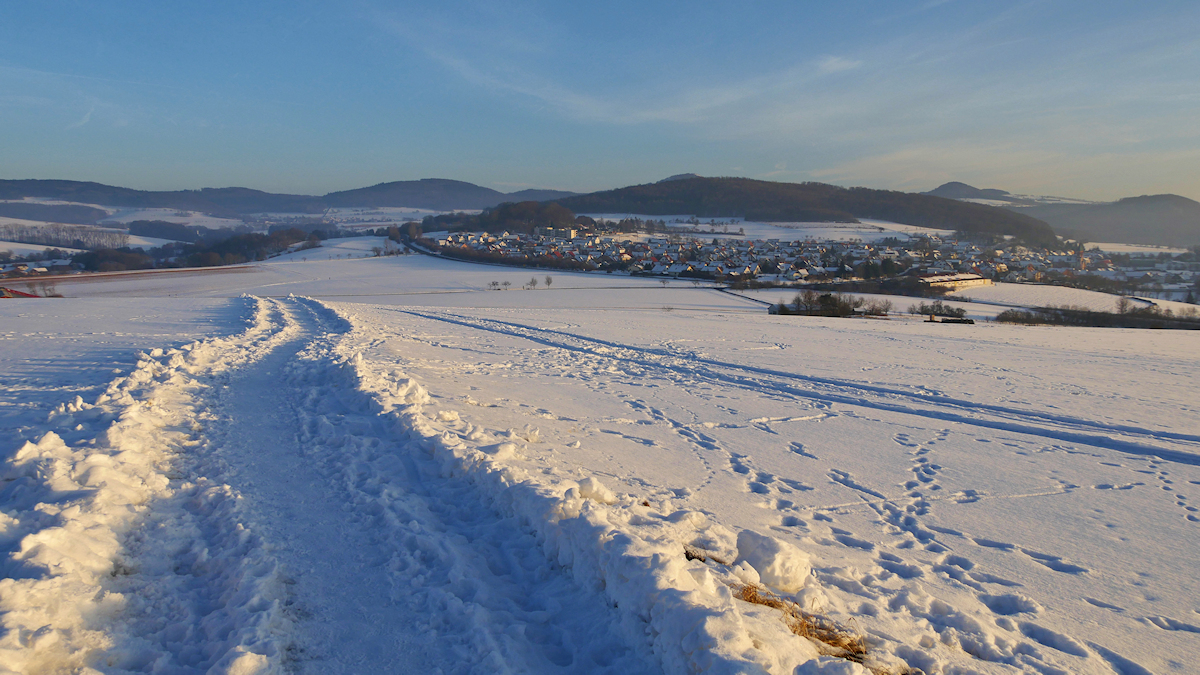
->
xmin=197 ymin=299 xmax=435 ymax=673
xmin=198 ymin=298 xmax=653 ymax=673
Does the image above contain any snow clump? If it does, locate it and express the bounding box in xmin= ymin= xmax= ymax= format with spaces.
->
xmin=577 ymin=476 xmax=617 ymax=504
xmin=735 ymin=530 xmax=812 ymax=593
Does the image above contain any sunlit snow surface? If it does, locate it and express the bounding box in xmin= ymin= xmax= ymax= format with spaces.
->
xmin=3 ymin=247 xmax=1198 ymax=674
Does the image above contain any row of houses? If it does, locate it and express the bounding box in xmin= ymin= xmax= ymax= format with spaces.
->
xmin=436 ymin=231 xmax=896 ymax=279
xmin=1 ymin=260 xmax=78 ymax=278
xmin=433 ymin=230 xmax=1199 ymax=299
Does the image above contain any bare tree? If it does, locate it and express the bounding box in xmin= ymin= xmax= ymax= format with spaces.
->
xmin=544 ymin=275 xmax=553 ymax=289
xmin=863 ymin=299 xmax=893 ymax=316
xmin=794 ymin=289 xmax=821 ymax=313
xmin=528 ymin=277 xmax=538 ymax=290
xmin=502 ymin=281 xmax=511 ymax=290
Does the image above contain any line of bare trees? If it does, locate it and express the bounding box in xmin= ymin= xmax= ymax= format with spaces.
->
xmin=0 ymin=222 xmax=129 ymax=250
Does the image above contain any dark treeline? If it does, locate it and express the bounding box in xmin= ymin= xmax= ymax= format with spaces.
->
xmin=73 ymin=228 xmax=313 ymax=272
xmin=555 ymin=177 xmax=1057 ymax=245
xmin=127 ymin=220 xmax=203 ymax=243
xmin=0 ymin=247 xmax=75 ymax=263
xmin=72 ymin=249 xmax=157 ymax=273
xmin=0 ymin=221 xmax=128 ymax=249
xmin=177 ymin=228 xmax=312 ymax=267
xmin=772 ymin=291 xmax=894 ymax=317
xmin=907 ymin=300 xmax=968 ymax=318
xmin=419 ymin=202 xmax=679 ymax=237
xmin=421 ymin=201 xmax=578 ymax=235
xmin=995 ymin=304 xmax=1200 ymax=329
xmin=419 ymin=237 xmax=592 ymax=271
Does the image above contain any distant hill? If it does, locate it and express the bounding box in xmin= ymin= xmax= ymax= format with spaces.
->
xmin=324 ymin=180 xmax=578 ymax=210
xmin=324 ymin=179 xmax=506 ymax=210
xmin=0 ymin=179 xmax=579 ymax=217
xmin=0 ymin=180 xmax=322 ymax=217
xmin=0 ymin=201 xmax=110 ymax=224
xmin=924 ymin=182 xmax=1019 ymax=202
xmin=1018 ymin=194 xmax=1200 ymax=247
xmin=658 ymin=173 xmax=702 ymax=183
xmin=556 ymin=177 xmax=1056 ymax=243
xmin=923 ymin=181 xmax=1200 ymax=247
xmin=505 ymin=188 xmax=579 ymax=202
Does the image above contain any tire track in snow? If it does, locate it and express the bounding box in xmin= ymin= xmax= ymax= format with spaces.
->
xmin=367 ymin=308 xmax=1147 ymax=674
xmin=390 ymin=310 xmax=1200 ymax=466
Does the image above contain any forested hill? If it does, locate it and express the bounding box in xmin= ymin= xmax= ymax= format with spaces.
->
xmin=324 ymin=179 xmax=508 ymax=210
xmin=0 ymin=180 xmax=323 ymax=216
xmin=557 ymin=177 xmax=1057 ymax=243
xmin=323 ymin=179 xmax=578 ymax=210
xmin=0 ymin=178 xmax=578 ymax=216
xmin=1017 ymin=194 xmax=1200 ymax=248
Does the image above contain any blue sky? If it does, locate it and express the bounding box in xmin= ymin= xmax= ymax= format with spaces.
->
xmin=2 ymin=1 xmax=1197 ymax=200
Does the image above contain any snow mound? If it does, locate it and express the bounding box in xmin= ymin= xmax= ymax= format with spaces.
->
xmin=577 ymin=475 xmax=617 ymax=504
xmin=735 ymin=530 xmax=812 ymax=594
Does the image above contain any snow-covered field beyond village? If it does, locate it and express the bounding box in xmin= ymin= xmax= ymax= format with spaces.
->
xmin=583 ymin=215 xmax=954 ymax=243
xmin=2 ymin=245 xmax=1198 ymax=674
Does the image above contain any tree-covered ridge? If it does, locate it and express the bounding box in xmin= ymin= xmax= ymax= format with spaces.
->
xmin=556 ymin=177 xmax=1057 ymax=244
xmin=421 ymin=201 xmax=577 ymax=235
xmin=0 ymin=179 xmax=578 ymax=217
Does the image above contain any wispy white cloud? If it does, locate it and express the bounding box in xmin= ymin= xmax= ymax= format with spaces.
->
xmin=919 ymin=0 xmax=958 ymax=11
xmin=368 ymin=5 xmax=865 ymax=129
xmin=66 ymin=104 xmax=95 ymax=129
xmin=817 ymin=56 xmax=862 ymax=74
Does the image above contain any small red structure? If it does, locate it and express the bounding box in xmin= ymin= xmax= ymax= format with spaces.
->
xmin=0 ymin=287 xmax=40 ymax=298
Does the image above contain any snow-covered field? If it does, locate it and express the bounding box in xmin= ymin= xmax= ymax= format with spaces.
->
xmin=325 ymin=206 xmax=470 ymax=228
xmin=1087 ymin=243 xmax=1189 ymax=255
xmin=583 ymin=215 xmax=953 ymax=242
xmin=0 ymin=219 xmax=177 ymax=252
xmin=735 ymin=219 xmax=953 ymax=242
xmin=272 ymin=237 xmax=394 ymax=263
xmin=0 ymin=240 xmax=84 ymax=258
xmin=101 ymin=208 xmax=244 ymax=230
xmin=727 ymin=288 xmax=1009 ymax=322
xmin=3 ymin=251 xmax=1198 ymax=674
xmin=954 ymin=283 xmax=1144 ymax=313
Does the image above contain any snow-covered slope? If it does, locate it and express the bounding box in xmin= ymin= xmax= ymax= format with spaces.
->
xmin=0 ymin=241 xmax=85 ymax=258
xmin=3 ymin=254 xmax=1197 ymax=674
